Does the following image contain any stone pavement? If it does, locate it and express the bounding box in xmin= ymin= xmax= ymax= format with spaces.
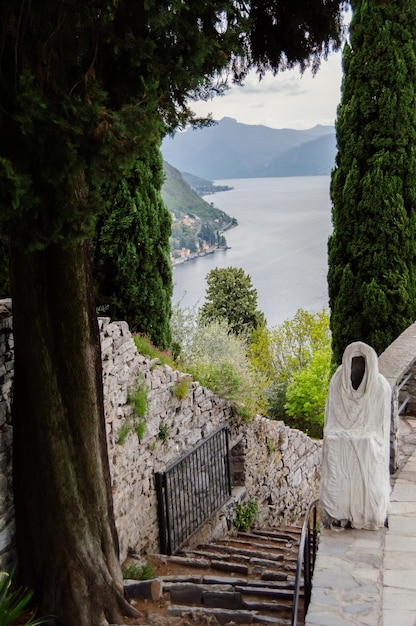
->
xmin=305 ymin=448 xmax=416 ymax=626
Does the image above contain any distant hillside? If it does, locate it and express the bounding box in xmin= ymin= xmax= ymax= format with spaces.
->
xmin=162 ymin=162 xmax=231 ymax=222
xmin=161 ymin=117 xmax=336 ymax=179
xmin=257 ymin=133 xmax=337 ymax=177
xmin=181 ymin=171 xmax=233 ymax=196
xmin=161 ymin=161 xmax=235 ymax=260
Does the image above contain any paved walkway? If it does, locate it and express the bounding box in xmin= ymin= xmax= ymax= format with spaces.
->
xmin=305 ymin=447 xmax=416 ymax=626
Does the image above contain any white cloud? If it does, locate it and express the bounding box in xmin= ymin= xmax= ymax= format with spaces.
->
xmin=190 ymin=49 xmax=344 ymax=130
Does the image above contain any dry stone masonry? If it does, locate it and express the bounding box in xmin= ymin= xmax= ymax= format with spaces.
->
xmin=0 ymin=300 xmax=13 ymax=569
xmin=100 ymin=316 xmax=322 ymax=561
xmin=0 ymin=303 xmax=322 ymax=569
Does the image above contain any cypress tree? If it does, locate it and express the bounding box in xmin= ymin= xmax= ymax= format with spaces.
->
xmin=93 ymin=145 xmax=172 ymax=349
xmin=200 ymin=266 xmax=266 ymax=336
xmin=328 ymin=0 xmax=416 ymax=364
xmin=0 ymin=1 xmax=344 ymax=622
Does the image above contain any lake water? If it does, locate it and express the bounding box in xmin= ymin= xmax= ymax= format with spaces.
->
xmin=172 ymin=176 xmax=333 ymax=327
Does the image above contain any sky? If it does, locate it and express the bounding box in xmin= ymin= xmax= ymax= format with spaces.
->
xmin=190 ymin=6 xmax=353 ymax=131
xmin=190 ymin=51 xmax=344 ymax=131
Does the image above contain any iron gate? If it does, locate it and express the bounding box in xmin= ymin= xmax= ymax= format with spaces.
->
xmin=155 ymin=426 xmax=232 ymax=554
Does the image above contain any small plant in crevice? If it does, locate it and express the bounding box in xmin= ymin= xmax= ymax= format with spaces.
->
xmin=122 ymin=561 xmax=155 ymax=581
xmin=157 ymin=420 xmax=170 ymax=442
xmin=117 ymin=375 xmax=149 ymax=445
xmin=133 ymin=334 xmax=177 ymax=368
xmin=233 ymin=403 xmax=252 ymax=424
xmin=171 ymin=376 xmax=191 ymax=400
xmin=128 ymin=375 xmax=148 ymax=420
xmin=233 ymin=499 xmax=259 ymax=532
xmin=117 ymin=421 xmax=131 ymax=445
xmin=265 ymin=435 xmax=276 ymax=455
xmin=135 ymin=419 xmax=146 ymax=441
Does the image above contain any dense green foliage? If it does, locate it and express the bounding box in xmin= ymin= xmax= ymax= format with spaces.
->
xmin=170 ymin=306 xmax=268 ymax=417
xmin=170 ymin=301 xmax=330 ymax=431
xmin=233 ymin=499 xmax=259 ymax=531
xmin=284 ymin=346 xmax=331 ymax=436
xmin=200 ymin=266 xmax=266 ymax=336
xmin=249 ymin=309 xmax=331 ymax=436
xmin=92 ymin=145 xmax=172 ymax=348
xmin=328 ymin=0 xmax=416 ymax=364
xmin=0 ymin=1 xmax=344 ymax=622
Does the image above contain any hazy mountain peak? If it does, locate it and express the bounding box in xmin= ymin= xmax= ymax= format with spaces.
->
xmin=161 ymin=117 xmax=336 ymax=179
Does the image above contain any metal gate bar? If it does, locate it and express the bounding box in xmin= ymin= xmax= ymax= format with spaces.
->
xmin=155 ymin=426 xmax=232 ymax=554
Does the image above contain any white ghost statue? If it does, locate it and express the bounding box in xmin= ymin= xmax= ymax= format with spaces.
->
xmin=320 ymin=341 xmax=391 ymax=530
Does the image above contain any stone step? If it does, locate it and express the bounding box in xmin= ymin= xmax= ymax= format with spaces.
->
xmin=179 ymin=549 xmax=298 ymax=577
xmin=222 ymin=536 xmax=297 ymax=552
xmin=167 ymin=604 xmax=292 ymax=624
xmin=261 ymin=570 xmax=293 ymax=582
xmin=192 ymin=542 xmax=290 ymax=561
xmin=129 ymin=525 xmax=307 ymax=625
xmin=249 ymin=526 xmax=302 ymax=542
xmin=210 ymin=539 xmax=297 ymax=558
xmin=242 ymin=599 xmax=293 ymax=614
xmin=236 ymin=584 xmax=294 ymax=601
xmin=236 ymin=529 xmax=301 ymax=546
xmin=163 ymin=581 xmax=296 ymax=613
xmin=239 ymin=579 xmax=296 ymax=592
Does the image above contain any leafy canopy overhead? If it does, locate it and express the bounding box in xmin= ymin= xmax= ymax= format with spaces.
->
xmin=0 ymin=1 xmax=345 ymax=251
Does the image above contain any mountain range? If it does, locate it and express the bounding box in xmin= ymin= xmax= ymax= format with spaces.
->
xmin=161 ymin=117 xmax=336 ymax=179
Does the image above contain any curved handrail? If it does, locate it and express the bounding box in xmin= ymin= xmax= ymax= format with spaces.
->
xmin=290 ymin=499 xmax=319 ymax=626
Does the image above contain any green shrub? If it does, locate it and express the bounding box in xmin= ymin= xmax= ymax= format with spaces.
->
xmin=116 ymin=421 xmax=131 ymax=445
xmin=157 ymin=420 xmax=170 ymax=442
xmin=133 ymin=334 xmax=176 ymax=368
xmin=171 ymin=307 xmax=268 ymax=417
xmin=128 ymin=376 xmax=148 ymax=419
xmin=186 ymin=361 xmax=241 ymax=403
xmin=265 ymin=436 xmax=276 ymax=454
xmin=233 ymin=500 xmax=259 ymax=532
xmin=122 ymin=561 xmax=155 ymax=581
xmin=284 ymin=346 xmax=331 ymax=438
xmin=135 ymin=419 xmax=146 ymax=441
xmin=233 ymin=403 xmax=252 ymax=424
xmin=117 ymin=375 xmax=149 ymax=445
xmin=171 ymin=377 xmax=191 ymax=399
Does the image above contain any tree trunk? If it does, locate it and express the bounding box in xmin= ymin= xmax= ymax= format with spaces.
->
xmin=10 ymin=240 xmax=138 ymax=626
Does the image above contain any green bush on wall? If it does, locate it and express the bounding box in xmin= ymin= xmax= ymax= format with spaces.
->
xmin=117 ymin=374 xmax=149 ymax=444
xmin=233 ymin=499 xmax=259 ymax=532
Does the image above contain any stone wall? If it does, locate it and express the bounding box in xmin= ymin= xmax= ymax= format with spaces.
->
xmin=0 ymin=305 xmax=322 ymax=568
xmin=95 ymin=317 xmax=322 ymax=561
xmin=0 ymin=300 xmax=14 ymax=570
xmin=378 ymin=321 xmax=416 ymax=472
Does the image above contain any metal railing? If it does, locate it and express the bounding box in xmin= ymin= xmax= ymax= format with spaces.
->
xmin=155 ymin=426 xmax=232 ymax=555
xmin=291 ymin=499 xmax=319 ymax=626
xmin=398 ymin=370 xmax=413 ymax=415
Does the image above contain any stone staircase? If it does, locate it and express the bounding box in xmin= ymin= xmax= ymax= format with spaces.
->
xmin=125 ymin=526 xmax=306 ymax=625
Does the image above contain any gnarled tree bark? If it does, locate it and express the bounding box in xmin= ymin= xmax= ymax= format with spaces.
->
xmin=11 ymin=240 xmax=138 ymax=626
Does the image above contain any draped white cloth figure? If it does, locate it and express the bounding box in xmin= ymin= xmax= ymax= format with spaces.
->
xmin=320 ymin=341 xmax=391 ymax=530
